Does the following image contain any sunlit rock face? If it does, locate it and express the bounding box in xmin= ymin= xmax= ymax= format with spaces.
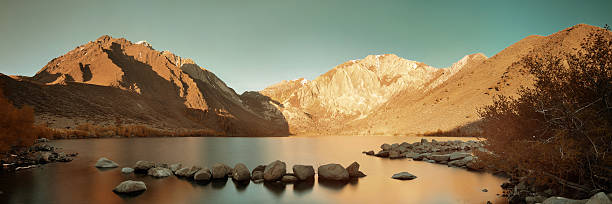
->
xmin=261 ymin=53 xmax=484 ymax=134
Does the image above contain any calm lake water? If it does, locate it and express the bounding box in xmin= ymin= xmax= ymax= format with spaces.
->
xmin=0 ymin=136 xmax=507 ymax=204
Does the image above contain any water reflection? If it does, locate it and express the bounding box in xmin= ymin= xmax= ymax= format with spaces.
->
xmin=0 ymin=136 xmax=508 ymax=204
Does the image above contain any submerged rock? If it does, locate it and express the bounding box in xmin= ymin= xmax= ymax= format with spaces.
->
xmin=193 ymin=168 xmax=212 ymax=181
xmin=281 ymin=175 xmax=298 ymax=183
xmin=252 ymin=171 xmax=264 ymax=181
xmin=113 ymin=180 xmax=147 ymax=194
xmin=121 ymin=167 xmax=134 ymax=174
xmin=391 ymin=172 xmax=417 ymax=180
xmin=346 ymin=162 xmax=363 ymax=178
xmin=211 ymin=163 xmax=231 ymax=179
xmin=169 ymin=163 xmax=182 ymax=173
xmin=95 ymin=157 xmax=118 ymax=168
xmin=292 ymin=165 xmax=315 ymax=180
xmin=175 ymin=166 xmax=203 ymax=178
xmin=264 ymin=160 xmax=286 ymax=181
xmin=232 ymin=163 xmax=251 ymax=182
xmin=147 ymin=167 xmax=173 ymax=178
xmin=133 ymin=161 xmax=155 ymax=173
xmin=318 ymin=163 xmax=349 ymax=181
xmin=542 ymin=197 xmax=587 ymax=204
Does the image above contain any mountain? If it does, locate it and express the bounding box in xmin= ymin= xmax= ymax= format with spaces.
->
xmin=260 ymin=24 xmax=612 ymax=135
xmin=0 ymin=35 xmax=288 ymax=136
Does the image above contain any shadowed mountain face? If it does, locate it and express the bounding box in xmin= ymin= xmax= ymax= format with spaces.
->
xmin=260 ymin=24 xmax=612 ymax=135
xmin=2 ymin=36 xmax=289 ymax=136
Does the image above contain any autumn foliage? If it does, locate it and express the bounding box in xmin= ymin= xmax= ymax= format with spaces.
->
xmin=477 ymin=29 xmax=612 ymax=195
xmin=0 ymin=86 xmax=36 ymax=151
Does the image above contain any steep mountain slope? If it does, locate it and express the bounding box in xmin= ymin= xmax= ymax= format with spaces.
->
xmin=262 ymin=24 xmax=611 ymax=135
xmin=1 ymin=36 xmax=288 ymax=136
xmin=261 ymin=53 xmax=482 ymax=134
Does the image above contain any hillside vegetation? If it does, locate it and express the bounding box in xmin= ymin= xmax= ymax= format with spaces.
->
xmin=477 ymin=29 xmax=612 ymax=196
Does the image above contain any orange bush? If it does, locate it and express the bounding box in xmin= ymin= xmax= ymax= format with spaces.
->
xmin=477 ymin=29 xmax=612 ymax=196
xmin=0 ymin=86 xmax=37 ymax=151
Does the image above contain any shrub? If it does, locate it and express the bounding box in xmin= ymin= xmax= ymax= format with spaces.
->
xmin=0 ymin=86 xmax=37 ymax=151
xmin=477 ymin=29 xmax=611 ymax=195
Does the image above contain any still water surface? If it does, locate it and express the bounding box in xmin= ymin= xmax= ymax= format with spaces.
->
xmin=0 ymin=136 xmax=507 ymax=204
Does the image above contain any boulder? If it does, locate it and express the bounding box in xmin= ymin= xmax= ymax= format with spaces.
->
xmin=365 ymin=150 xmax=375 ymax=156
xmin=346 ymin=162 xmax=362 ymax=178
xmin=252 ymin=165 xmax=266 ymax=174
xmin=147 ymin=167 xmax=173 ymax=178
xmin=375 ymin=150 xmax=389 ymax=158
xmin=355 ymin=171 xmax=367 ymax=177
xmin=232 ymin=163 xmax=251 ymax=181
xmin=449 ymin=152 xmax=471 ymax=160
xmin=317 ymin=163 xmax=349 ymax=181
xmin=121 ymin=167 xmax=134 ymax=174
xmin=133 ymin=161 xmax=155 ymax=173
xmin=542 ymin=197 xmax=587 ymax=204
xmin=193 ymin=168 xmax=212 ymax=181
xmin=292 ymin=165 xmax=315 ymax=180
xmin=392 ymin=172 xmax=417 ymax=180
xmin=211 ymin=163 xmax=231 ymax=179
xmin=586 ymin=192 xmax=612 ymax=204
xmin=281 ymin=175 xmax=298 ymax=183
xmin=264 ymin=160 xmax=286 ymax=181
xmin=431 ymin=154 xmax=450 ymax=162
xmin=169 ymin=163 xmax=182 ymax=173
xmin=252 ymin=171 xmax=264 ymax=181
xmin=95 ymin=157 xmax=118 ymax=168
xmin=113 ymin=180 xmax=147 ymax=194
xmin=414 ymin=153 xmax=431 ymax=161
xmin=175 ymin=166 xmax=203 ymax=178
xmin=420 ymin=138 xmax=428 ymax=144
xmin=253 ymin=179 xmax=264 ymax=184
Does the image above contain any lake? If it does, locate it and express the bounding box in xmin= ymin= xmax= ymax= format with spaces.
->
xmin=0 ymin=136 xmax=507 ymax=204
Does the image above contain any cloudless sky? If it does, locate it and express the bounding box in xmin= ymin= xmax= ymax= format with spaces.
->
xmin=1 ymin=0 xmax=611 ymax=93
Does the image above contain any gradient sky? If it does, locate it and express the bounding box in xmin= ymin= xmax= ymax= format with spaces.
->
xmin=1 ymin=0 xmax=611 ymax=93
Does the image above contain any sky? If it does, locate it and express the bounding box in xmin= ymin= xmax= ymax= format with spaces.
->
xmin=0 ymin=0 xmax=611 ymax=93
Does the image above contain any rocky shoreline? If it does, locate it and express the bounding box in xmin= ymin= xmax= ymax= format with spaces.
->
xmin=364 ymin=139 xmax=612 ymax=204
xmin=96 ymin=158 xmax=367 ymax=195
xmin=0 ymin=138 xmax=77 ymax=171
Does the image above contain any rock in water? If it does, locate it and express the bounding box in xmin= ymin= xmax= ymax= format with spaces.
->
xmin=252 ymin=171 xmax=264 ymax=181
xmin=121 ymin=167 xmax=134 ymax=174
xmin=542 ymin=197 xmax=588 ymax=204
xmin=317 ymin=164 xmax=349 ymax=181
xmin=193 ymin=168 xmax=212 ymax=181
xmin=281 ymin=175 xmax=298 ymax=183
xmin=211 ymin=163 xmax=231 ymax=179
xmin=292 ymin=165 xmax=315 ymax=181
xmin=113 ymin=180 xmax=147 ymax=194
xmin=147 ymin=167 xmax=173 ymax=178
xmin=586 ymin=192 xmax=612 ymax=204
xmin=232 ymin=163 xmax=251 ymax=181
xmin=169 ymin=163 xmax=182 ymax=173
xmin=392 ymin=172 xmax=417 ymax=180
xmin=133 ymin=161 xmax=155 ymax=173
xmin=346 ymin=162 xmax=361 ymax=178
xmin=264 ymin=160 xmax=286 ymax=181
xmin=252 ymin=165 xmax=266 ymax=174
xmin=431 ymin=154 xmax=450 ymax=162
xmin=95 ymin=157 xmax=118 ymax=168
xmin=175 ymin=166 xmax=203 ymax=178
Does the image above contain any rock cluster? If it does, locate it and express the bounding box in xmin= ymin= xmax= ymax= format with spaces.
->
xmin=501 ymin=176 xmax=612 ymax=204
xmin=101 ymin=159 xmax=367 ymax=196
xmin=0 ymin=138 xmax=77 ymax=171
xmin=363 ymin=139 xmax=483 ymax=169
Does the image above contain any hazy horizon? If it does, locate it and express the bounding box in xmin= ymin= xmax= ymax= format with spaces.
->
xmin=1 ymin=0 xmax=611 ymax=93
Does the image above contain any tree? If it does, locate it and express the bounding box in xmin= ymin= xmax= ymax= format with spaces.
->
xmin=477 ymin=28 xmax=611 ymax=195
